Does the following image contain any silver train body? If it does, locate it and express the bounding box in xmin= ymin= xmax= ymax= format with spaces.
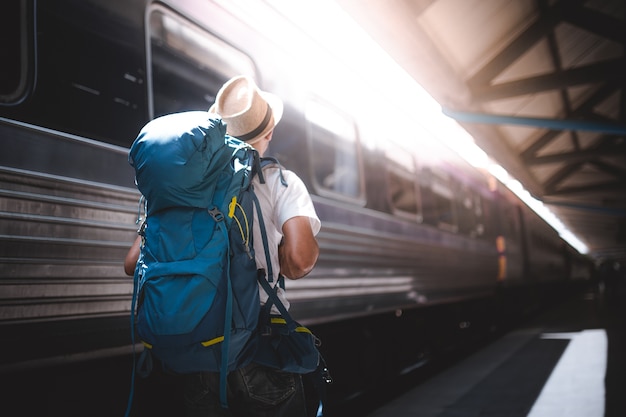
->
xmin=0 ymin=0 xmax=591 ymax=370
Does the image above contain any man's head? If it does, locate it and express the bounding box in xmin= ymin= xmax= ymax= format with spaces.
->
xmin=209 ymin=75 xmax=283 ymax=149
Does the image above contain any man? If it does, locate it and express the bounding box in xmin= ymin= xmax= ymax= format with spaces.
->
xmin=124 ymin=75 xmax=321 ymax=416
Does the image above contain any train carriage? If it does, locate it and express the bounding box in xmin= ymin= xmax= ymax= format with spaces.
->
xmin=1 ymin=0 xmax=590 ymax=375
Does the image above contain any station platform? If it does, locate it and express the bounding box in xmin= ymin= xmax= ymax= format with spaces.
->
xmin=365 ymin=283 xmax=626 ymax=417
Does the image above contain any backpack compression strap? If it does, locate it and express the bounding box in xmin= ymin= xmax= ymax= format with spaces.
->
xmin=208 ymin=207 xmax=234 ymax=410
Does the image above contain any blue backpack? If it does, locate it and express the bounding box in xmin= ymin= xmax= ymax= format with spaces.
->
xmin=126 ymin=111 xmax=264 ymax=411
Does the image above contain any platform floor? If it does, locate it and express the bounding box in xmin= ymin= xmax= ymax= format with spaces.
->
xmin=366 ymin=283 xmax=626 ymax=417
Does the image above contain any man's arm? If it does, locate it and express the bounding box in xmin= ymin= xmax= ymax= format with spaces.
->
xmin=124 ymin=236 xmax=141 ymax=276
xmin=279 ymin=216 xmax=319 ymax=279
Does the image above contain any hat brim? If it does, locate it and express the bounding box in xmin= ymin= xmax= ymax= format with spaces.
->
xmin=208 ymin=89 xmax=283 ymax=130
xmin=261 ymin=91 xmax=283 ymax=128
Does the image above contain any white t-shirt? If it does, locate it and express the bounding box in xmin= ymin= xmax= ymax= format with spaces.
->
xmin=251 ymin=165 xmax=321 ymax=311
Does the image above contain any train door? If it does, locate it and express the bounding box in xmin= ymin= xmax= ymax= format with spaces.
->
xmin=491 ymin=190 xmax=527 ymax=284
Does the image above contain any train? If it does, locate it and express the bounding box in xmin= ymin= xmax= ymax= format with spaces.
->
xmin=1 ymin=0 xmax=593 ymax=402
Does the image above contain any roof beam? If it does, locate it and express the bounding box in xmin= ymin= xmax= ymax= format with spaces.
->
xmin=467 ymin=0 xmax=587 ymax=87
xmin=525 ymin=146 xmax=626 ymax=165
xmin=589 ymin=160 xmax=626 ymax=180
xmin=559 ymin=4 xmax=625 ymax=44
xmin=546 ymin=180 xmax=626 ymax=196
xmin=543 ymin=162 xmax=583 ymax=194
xmin=470 ymin=59 xmax=623 ymax=102
xmin=467 ymin=12 xmax=555 ymax=87
xmin=520 ymin=82 xmax=618 ymax=158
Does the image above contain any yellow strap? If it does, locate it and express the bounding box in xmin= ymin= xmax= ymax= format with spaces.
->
xmin=228 ymin=196 xmax=237 ymax=218
xmin=201 ymin=335 xmax=224 ymax=347
xmin=141 ymin=341 xmax=153 ymax=349
xmin=269 ymin=318 xmax=313 ymax=334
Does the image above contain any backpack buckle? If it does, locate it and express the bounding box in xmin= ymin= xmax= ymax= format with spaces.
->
xmin=208 ymin=207 xmax=224 ymax=222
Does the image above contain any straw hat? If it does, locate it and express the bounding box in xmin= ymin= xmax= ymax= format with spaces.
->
xmin=209 ymin=75 xmax=283 ymax=144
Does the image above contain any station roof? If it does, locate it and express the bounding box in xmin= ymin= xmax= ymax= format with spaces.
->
xmin=337 ymin=0 xmax=626 ymax=265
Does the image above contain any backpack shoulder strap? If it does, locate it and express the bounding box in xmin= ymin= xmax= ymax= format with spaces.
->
xmin=251 ymin=183 xmax=296 ymax=326
xmin=251 ymin=188 xmax=274 ymax=282
xmin=260 ymin=156 xmax=288 ymax=187
xmin=248 ymin=149 xmax=265 ymax=185
xmin=253 ymin=156 xmax=288 ymax=290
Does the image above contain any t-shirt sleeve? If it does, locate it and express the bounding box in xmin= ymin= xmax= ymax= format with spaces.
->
xmin=274 ymin=170 xmax=321 ymax=236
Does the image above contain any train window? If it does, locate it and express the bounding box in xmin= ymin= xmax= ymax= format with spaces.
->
xmin=306 ymin=101 xmax=364 ymax=201
xmin=149 ymin=6 xmax=256 ymax=118
xmin=419 ymin=167 xmax=457 ymax=232
xmin=385 ymin=147 xmax=421 ymax=219
xmin=456 ymin=186 xmax=485 ymax=237
xmin=0 ymin=1 xmax=147 ymax=146
xmin=0 ymin=0 xmax=32 ymax=104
